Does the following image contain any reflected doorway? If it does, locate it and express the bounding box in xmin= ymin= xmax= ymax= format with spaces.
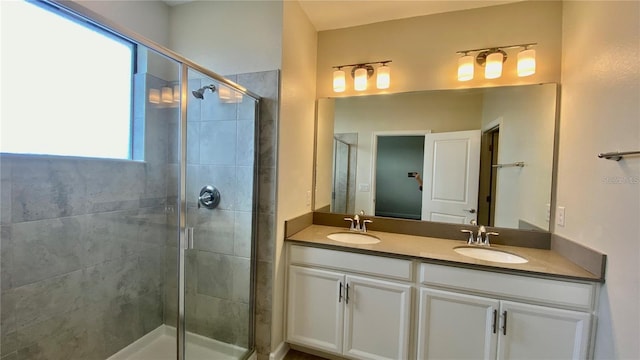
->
xmin=373 ymin=134 xmax=426 ymax=220
xmin=478 ymin=126 xmax=500 ymax=226
xmin=332 ymin=133 xmax=358 ymax=214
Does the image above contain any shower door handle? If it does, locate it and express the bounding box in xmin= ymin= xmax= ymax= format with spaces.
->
xmin=183 ymin=227 xmax=195 ymax=250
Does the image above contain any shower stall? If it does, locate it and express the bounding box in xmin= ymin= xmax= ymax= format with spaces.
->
xmin=1 ymin=1 xmax=263 ymax=359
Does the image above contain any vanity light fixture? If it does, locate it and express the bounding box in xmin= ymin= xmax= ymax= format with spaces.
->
xmin=148 ymin=88 xmax=160 ymax=104
xmin=173 ymin=84 xmax=180 ymax=103
xmin=457 ymin=52 xmax=474 ymax=81
xmin=353 ymin=65 xmax=370 ymax=91
xmin=376 ymin=63 xmax=391 ymax=89
xmin=484 ymin=50 xmax=505 ymax=79
xmin=333 ymin=68 xmax=346 ymax=92
xmin=517 ymin=46 xmax=536 ymax=77
xmin=456 ymin=43 xmax=537 ymax=81
xmin=218 ymin=84 xmax=243 ymax=103
xmin=161 ymin=86 xmax=173 ymax=104
xmin=332 ymin=60 xmax=392 ymax=92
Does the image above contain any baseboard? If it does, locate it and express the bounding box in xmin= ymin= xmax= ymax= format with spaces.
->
xmin=269 ymin=341 xmax=290 ymax=360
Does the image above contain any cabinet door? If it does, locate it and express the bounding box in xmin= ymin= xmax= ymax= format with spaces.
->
xmin=343 ymin=275 xmax=412 ymax=360
xmin=286 ymin=266 xmax=344 ymax=354
xmin=417 ymin=288 xmax=499 ymax=360
xmin=497 ymin=301 xmax=591 ymax=360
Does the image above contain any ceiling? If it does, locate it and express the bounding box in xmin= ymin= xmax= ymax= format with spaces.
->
xmin=163 ymin=0 xmax=522 ymax=31
xmin=297 ymin=0 xmax=522 ymax=31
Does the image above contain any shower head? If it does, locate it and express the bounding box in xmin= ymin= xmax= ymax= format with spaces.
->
xmin=192 ymin=84 xmax=216 ymax=99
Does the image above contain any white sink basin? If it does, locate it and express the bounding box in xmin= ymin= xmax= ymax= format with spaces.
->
xmin=327 ymin=232 xmax=381 ymax=245
xmin=454 ymin=246 xmax=528 ymax=264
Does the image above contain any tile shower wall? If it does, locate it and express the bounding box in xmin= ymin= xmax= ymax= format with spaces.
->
xmin=237 ymin=70 xmax=279 ymax=360
xmin=0 ymin=72 xmax=173 ymax=360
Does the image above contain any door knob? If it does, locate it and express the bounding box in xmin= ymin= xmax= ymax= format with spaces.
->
xmin=463 ymin=208 xmax=476 ymax=214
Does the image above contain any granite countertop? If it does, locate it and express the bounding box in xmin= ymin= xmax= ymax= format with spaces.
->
xmin=286 ymin=224 xmax=601 ymax=282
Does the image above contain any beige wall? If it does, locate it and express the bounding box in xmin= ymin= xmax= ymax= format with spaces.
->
xmin=316 ymin=1 xmax=562 ymax=98
xmin=557 ymin=1 xmax=639 ymax=358
xmin=481 ymin=84 xmax=556 ymax=230
xmin=333 ymin=91 xmax=483 ymax=215
xmin=315 ymin=99 xmax=336 ymax=210
xmin=169 ymin=1 xmax=283 ymax=76
xmin=274 ymin=0 xmax=318 ymax=351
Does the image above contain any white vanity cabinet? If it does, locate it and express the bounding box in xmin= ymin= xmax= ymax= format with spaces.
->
xmin=286 ymin=245 xmax=413 ymax=360
xmin=417 ymin=263 xmax=596 ymax=360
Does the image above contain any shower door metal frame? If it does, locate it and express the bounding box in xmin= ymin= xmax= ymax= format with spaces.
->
xmin=41 ymin=1 xmax=262 ymax=359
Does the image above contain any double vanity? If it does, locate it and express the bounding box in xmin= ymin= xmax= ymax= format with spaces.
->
xmin=284 ymin=219 xmax=604 ymax=360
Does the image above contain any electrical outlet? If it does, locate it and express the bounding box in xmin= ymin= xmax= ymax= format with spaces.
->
xmin=305 ymin=190 xmax=311 ymax=206
xmin=557 ymin=206 xmax=566 ymax=227
xmin=545 ymin=203 xmax=550 ymax=222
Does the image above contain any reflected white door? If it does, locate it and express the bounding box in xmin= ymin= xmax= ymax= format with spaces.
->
xmin=422 ymin=130 xmax=481 ymax=224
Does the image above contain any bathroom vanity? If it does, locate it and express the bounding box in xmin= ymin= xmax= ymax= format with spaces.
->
xmin=284 ymin=224 xmax=603 ymax=360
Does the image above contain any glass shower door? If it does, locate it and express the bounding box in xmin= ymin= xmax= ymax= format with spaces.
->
xmin=180 ymin=69 xmax=257 ymax=360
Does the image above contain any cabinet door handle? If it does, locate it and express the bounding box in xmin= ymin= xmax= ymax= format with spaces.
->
xmin=345 ymin=283 xmax=350 ymax=304
xmin=339 ymin=282 xmax=343 ymax=303
xmin=492 ymin=309 xmax=498 ymax=334
xmin=502 ymin=311 xmax=508 ymax=335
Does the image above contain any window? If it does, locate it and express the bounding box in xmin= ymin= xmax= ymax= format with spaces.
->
xmin=1 ymin=0 xmax=135 ymax=159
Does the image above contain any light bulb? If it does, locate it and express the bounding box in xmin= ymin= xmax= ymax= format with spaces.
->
xmin=333 ymin=69 xmax=346 ymax=93
xmin=457 ymin=55 xmax=474 ymax=81
xmin=517 ymin=48 xmax=536 ymax=77
xmin=354 ymin=67 xmax=368 ymax=91
xmin=376 ymin=64 xmax=391 ymax=89
xmin=485 ymin=52 xmax=504 ymax=79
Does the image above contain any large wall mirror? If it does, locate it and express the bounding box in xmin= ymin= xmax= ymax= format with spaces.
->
xmin=314 ymin=83 xmax=558 ymax=232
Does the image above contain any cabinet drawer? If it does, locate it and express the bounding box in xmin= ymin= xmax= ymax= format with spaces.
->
xmin=289 ymin=245 xmax=413 ymax=281
xmin=420 ymin=263 xmax=596 ymax=311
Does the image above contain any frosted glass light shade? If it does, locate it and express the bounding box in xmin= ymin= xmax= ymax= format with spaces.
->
xmin=219 ymin=84 xmax=244 ymax=103
xmin=218 ymin=84 xmax=232 ymax=101
xmin=148 ymin=88 xmax=160 ymax=104
xmin=161 ymin=86 xmax=173 ymax=103
xmin=457 ymin=55 xmax=474 ymax=81
xmin=333 ymin=69 xmax=346 ymax=92
xmin=517 ymin=48 xmax=536 ymax=77
xmin=376 ymin=65 xmax=391 ymax=89
xmin=173 ymin=85 xmax=180 ymax=102
xmin=354 ymin=67 xmax=368 ymax=91
xmin=485 ymin=52 xmax=503 ymax=79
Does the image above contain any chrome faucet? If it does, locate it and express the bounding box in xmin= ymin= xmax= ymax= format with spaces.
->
xmin=461 ymin=220 xmax=498 ymax=246
xmin=344 ymin=210 xmax=372 ymax=232
xmin=477 ymin=225 xmax=486 ymax=244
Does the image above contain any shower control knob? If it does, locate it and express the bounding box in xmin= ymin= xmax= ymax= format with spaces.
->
xmin=198 ymin=185 xmax=220 ymax=209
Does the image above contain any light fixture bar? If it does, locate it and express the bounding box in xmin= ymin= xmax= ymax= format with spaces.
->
xmin=331 ymin=60 xmax=393 ymax=92
xmin=332 ymin=60 xmax=392 ymax=70
xmin=456 ymin=43 xmax=537 ymax=55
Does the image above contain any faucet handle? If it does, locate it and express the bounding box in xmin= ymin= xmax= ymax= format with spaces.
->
xmin=470 ymin=219 xmax=477 ymax=226
xmin=460 ymin=229 xmax=474 ymax=245
xmin=344 ymin=217 xmax=355 ymax=230
xmin=485 ymin=232 xmax=499 ymax=246
xmin=362 ymin=219 xmax=373 ymax=232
